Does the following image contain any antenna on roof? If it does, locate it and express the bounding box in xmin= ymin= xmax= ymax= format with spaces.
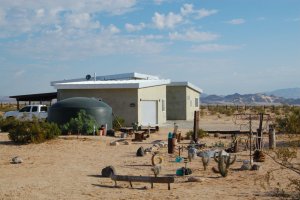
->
xmin=86 ymin=74 xmax=91 ymax=80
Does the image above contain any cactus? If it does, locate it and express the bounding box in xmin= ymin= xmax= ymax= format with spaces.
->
xmin=213 ymin=151 xmax=236 ymax=177
xmin=201 ymin=156 xmax=210 ymax=171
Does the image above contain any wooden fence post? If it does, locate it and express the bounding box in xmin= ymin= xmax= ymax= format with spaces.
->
xmin=269 ymin=125 xmax=276 ymax=149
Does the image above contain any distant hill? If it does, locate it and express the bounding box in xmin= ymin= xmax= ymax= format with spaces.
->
xmin=0 ymin=96 xmax=16 ymax=103
xmin=201 ymin=93 xmax=300 ymax=105
xmin=266 ymin=88 xmax=300 ymax=99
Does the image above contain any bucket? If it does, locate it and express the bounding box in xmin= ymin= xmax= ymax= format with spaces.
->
xmin=176 ymin=168 xmax=184 ymax=176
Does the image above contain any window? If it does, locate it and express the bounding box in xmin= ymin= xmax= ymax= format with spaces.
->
xmin=162 ymin=99 xmax=166 ymax=111
xmin=19 ymin=106 xmax=31 ymax=112
xmin=195 ymin=98 xmax=199 ymax=107
xmin=32 ymin=106 xmax=38 ymax=112
xmin=41 ymin=106 xmax=47 ymax=112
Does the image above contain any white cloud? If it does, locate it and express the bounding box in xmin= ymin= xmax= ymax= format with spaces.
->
xmin=196 ymin=8 xmax=218 ymax=19
xmin=180 ymin=4 xmax=194 ymax=16
xmin=180 ymin=4 xmax=218 ymax=19
xmin=66 ymin=13 xmax=100 ymax=29
xmin=14 ymin=70 xmax=25 ymax=78
xmin=0 ymin=0 xmax=137 ymax=37
xmin=125 ymin=23 xmax=145 ymax=32
xmin=0 ymin=0 xmax=137 ymax=15
xmin=107 ymin=24 xmax=120 ymax=34
xmin=169 ymin=30 xmax=219 ymax=42
xmin=226 ymin=18 xmax=246 ymax=25
xmin=191 ymin=44 xmax=241 ymax=52
xmin=152 ymin=12 xmax=182 ymax=29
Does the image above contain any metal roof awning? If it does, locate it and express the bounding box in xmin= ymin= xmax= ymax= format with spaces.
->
xmin=10 ymin=92 xmax=57 ymax=101
xmin=9 ymin=92 xmax=57 ymax=109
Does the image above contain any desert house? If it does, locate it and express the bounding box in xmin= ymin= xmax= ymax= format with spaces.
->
xmin=51 ymin=72 xmax=202 ymax=126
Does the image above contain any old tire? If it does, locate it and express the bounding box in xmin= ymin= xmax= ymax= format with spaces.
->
xmin=101 ymin=166 xmax=116 ymax=177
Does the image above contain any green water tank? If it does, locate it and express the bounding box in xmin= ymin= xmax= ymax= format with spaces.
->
xmin=48 ymin=97 xmax=112 ymax=129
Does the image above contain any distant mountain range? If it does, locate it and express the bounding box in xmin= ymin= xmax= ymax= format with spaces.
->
xmin=265 ymin=88 xmax=300 ymax=99
xmin=201 ymin=88 xmax=300 ymax=105
xmin=0 ymin=96 xmax=16 ymax=103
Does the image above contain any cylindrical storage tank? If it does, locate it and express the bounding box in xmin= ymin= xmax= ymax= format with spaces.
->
xmin=48 ymin=97 xmax=112 ymax=129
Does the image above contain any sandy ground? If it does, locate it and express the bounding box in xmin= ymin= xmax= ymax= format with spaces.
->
xmin=0 ymin=118 xmax=299 ymax=200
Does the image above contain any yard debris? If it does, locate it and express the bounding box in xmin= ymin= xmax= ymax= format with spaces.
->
xmin=110 ymin=141 xmax=120 ymax=146
xmin=151 ymin=153 xmax=163 ymax=166
xmin=101 ymin=166 xmax=116 ymax=177
xmin=240 ymin=160 xmax=252 ymax=170
xmin=151 ymin=165 xmax=161 ymax=177
xmin=187 ymin=177 xmax=203 ymax=182
xmin=253 ymin=150 xmax=265 ymax=162
xmin=251 ymin=164 xmax=261 ymax=171
xmin=11 ymin=156 xmax=23 ymax=164
xmin=136 ymin=146 xmax=145 ymax=157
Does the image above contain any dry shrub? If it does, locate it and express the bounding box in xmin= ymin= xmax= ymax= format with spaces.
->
xmin=275 ymin=147 xmax=297 ymax=164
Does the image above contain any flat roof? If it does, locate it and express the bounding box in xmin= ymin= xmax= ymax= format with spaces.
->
xmin=168 ymin=82 xmax=203 ymax=93
xmin=52 ymin=79 xmax=170 ymax=90
xmin=51 ymin=72 xmax=160 ymax=86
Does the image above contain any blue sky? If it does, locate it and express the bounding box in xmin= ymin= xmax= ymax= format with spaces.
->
xmin=0 ymin=0 xmax=299 ymax=96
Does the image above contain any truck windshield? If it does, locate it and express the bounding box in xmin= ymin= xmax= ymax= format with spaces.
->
xmin=19 ymin=106 xmax=31 ymax=112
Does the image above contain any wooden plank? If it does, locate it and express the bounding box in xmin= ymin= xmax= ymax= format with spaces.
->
xmin=111 ymin=175 xmax=175 ymax=184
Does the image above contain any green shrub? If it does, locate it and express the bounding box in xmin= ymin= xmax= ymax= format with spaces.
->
xmin=113 ymin=116 xmax=125 ymax=131
xmin=0 ymin=116 xmax=19 ymax=132
xmin=186 ymin=129 xmax=208 ymax=139
xmin=8 ymin=119 xmax=61 ymax=144
xmin=276 ymin=107 xmax=300 ymax=134
xmin=61 ymin=110 xmax=97 ymax=135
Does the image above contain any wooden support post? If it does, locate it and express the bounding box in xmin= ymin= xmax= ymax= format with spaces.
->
xmin=257 ymin=113 xmax=264 ymax=150
xmin=17 ymin=101 xmax=19 ymax=110
xmin=193 ymin=111 xmax=200 ymax=143
xmin=269 ymin=125 xmax=276 ymax=149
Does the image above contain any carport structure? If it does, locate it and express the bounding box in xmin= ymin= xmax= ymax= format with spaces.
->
xmin=10 ymin=92 xmax=57 ymax=110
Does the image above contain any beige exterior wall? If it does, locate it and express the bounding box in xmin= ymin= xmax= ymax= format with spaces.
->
xmin=166 ymin=86 xmax=200 ymax=120
xmin=186 ymin=87 xmax=200 ymax=121
xmin=166 ymin=86 xmax=186 ymax=120
xmin=57 ymin=89 xmax=138 ymax=126
xmin=138 ymin=85 xmax=167 ymax=125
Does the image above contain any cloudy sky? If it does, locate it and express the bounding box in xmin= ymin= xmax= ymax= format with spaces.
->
xmin=0 ymin=0 xmax=299 ymax=96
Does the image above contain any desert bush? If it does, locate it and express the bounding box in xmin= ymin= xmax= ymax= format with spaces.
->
xmin=289 ymin=178 xmax=300 ymax=200
xmin=8 ymin=119 xmax=60 ymax=144
xmin=112 ymin=116 xmax=125 ymax=131
xmin=276 ymin=107 xmax=300 ymax=134
xmin=274 ymin=147 xmax=297 ymax=164
xmin=61 ymin=110 xmax=97 ymax=135
xmin=185 ymin=129 xmax=208 ymax=139
xmin=0 ymin=116 xmax=19 ymax=132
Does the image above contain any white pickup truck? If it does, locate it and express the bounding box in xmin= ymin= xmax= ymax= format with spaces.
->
xmin=4 ymin=105 xmax=48 ymax=121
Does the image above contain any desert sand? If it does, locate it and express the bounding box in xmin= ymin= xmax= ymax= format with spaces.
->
xmin=0 ymin=116 xmax=299 ymax=200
